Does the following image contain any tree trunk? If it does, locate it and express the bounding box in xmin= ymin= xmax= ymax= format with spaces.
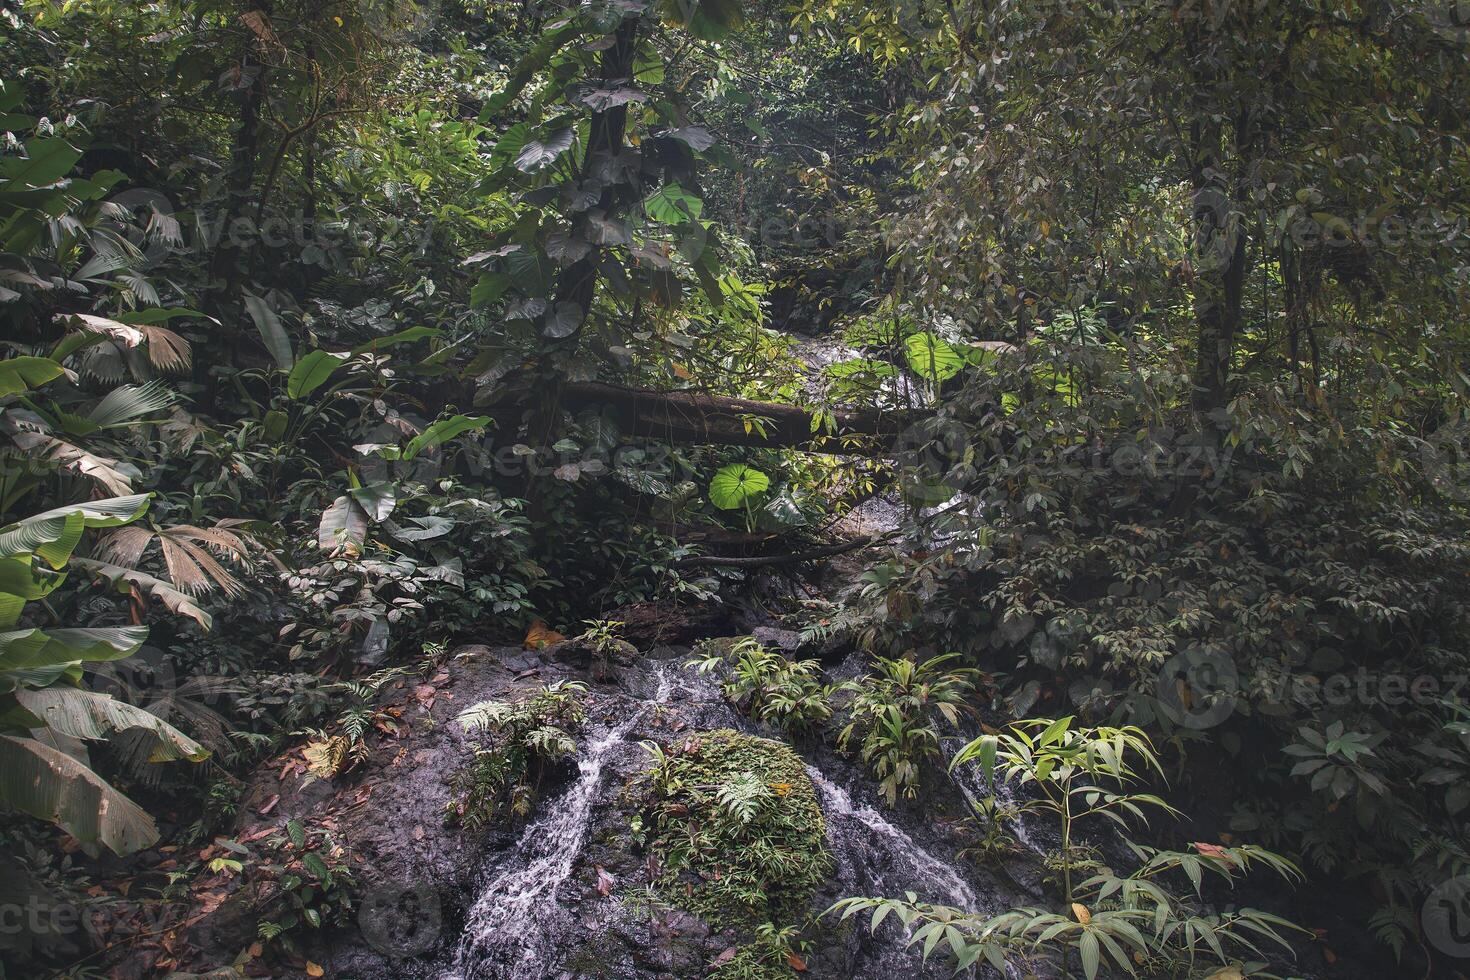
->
xmin=558 ymin=382 xmax=932 ymax=453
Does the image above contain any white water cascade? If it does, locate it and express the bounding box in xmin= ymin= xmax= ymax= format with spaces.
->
xmin=442 ymin=667 xmax=672 ymax=979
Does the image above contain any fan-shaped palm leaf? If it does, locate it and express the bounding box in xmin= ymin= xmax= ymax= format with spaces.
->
xmin=96 ymin=522 xmax=256 ymax=597
xmin=86 ymin=381 xmax=178 ymax=429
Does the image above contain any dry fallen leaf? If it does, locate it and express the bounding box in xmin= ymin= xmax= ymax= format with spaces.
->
xmin=1071 ymin=902 xmax=1091 ymax=924
xmin=524 ymin=619 xmax=567 ymax=650
xmin=1192 ymin=842 xmax=1238 ymax=868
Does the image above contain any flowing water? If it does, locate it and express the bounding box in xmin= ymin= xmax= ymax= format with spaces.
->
xmin=421 ymin=656 xmax=1029 ymax=980
xmin=805 ymin=765 xmax=979 ymax=912
xmin=442 ymin=666 xmax=673 ymax=979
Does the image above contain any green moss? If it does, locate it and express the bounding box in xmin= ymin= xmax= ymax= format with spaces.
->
xmin=640 ymin=729 xmax=833 ymax=928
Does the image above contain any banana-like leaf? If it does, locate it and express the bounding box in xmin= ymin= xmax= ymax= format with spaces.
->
xmin=86 ymin=381 xmax=178 ymax=428
xmin=3 ymin=419 xmax=141 ymax=495
xmin=71 ymin=558 xmax=212 ymax=629
xmin=403 ymin=415 xmax=491 ymax=460
xmin=0 ymin=512 xmax=85 ymax=569
xmin=286 ymin=350 xmax=350 ymax=399
xmin=0 ymin=556 xmax=67 ymax=601
xmin=0 ymin=734 xmax=158 ymax=854
xmin=243 ymin=291 xmax=294 ymax=370
xmin=0 ymin=593 xmax=21 ymax=629
xmin=0 ymin=494 xmax=151 ymax=568
xmin=0 ymin=626 xmax=147 ymax=672
xmin=0 ymin=355 xmax=64 ymax=397
xmin=15 ymin=688 xmax=208 ymax=762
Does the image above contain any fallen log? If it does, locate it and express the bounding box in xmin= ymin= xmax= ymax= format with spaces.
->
xmin=560 ymin=381 xmax=930 ymax=452
xmin=673 ymin=535 xmax=878 ymax=569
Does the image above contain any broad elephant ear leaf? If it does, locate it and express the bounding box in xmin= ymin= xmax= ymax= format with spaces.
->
xmin=0 ymin=734 xmax=159 ymax=855
xmin=904 ymin=332 xmax=965 ymax=383
xmin=15 ymin=688 xmax=208 ymax=763
xmin=317 ymin=496 xmax=369 ymax=555
xmin=709 ymin=464 xmax=770 ymax=510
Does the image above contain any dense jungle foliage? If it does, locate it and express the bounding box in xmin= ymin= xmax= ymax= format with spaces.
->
xmin=4 ymin=0 xmax=1470 ymax=977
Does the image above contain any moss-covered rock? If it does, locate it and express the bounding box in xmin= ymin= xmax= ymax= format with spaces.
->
xmin=639 ymin=729 xmax=833 ymax=928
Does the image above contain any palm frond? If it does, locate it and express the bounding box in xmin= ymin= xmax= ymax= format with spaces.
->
xmin=95 ymin=522 xmax=257 ymax=597
xmin=139 ymin=325 xmax=191 ymax=372
xmin=86 ymin=381 xmax=178 ymax=428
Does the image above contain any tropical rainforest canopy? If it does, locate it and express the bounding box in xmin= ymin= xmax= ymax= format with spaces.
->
xmin=3 ymin=0 xmax=1470 ymax=978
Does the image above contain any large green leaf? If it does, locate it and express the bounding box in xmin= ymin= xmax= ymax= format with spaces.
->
xmin=15 ymin=688 xmax=207 ymax=762
xmin=0 ymin=355 xmax=64 ymax=397
xmin=644 ymin=184 xmax=704 ymax=225
xmin=287 ymin=350 xmax=350 ymax=400
xmin=0 ymin=556 xmax=67 ymax=601
xmin=0 ymin=494 xmax=152 ymax=568
xmin=404 ymin=415 xmax=491 ymax=460
xmin=0 ymin=734 xmax=158 ymax=854
xmin=243 ymin=291 xmax=294 ymax=369
xmin=0 ymin=138 xmax=83 ymax=190
xmin=348 ymin=482 xmax=397 ymax=522
xmin=0 ymin=513 xmax=85 ymax=570
xmin=709 ymin=464 xmax=770 ymax=510
xmin=0 ymin=626 xmax=147 ymax=673
xmin=904 ymin=332 xmax=965 ymax=383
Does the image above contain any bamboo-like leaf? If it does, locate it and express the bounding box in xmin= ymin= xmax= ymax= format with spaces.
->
xmin=0 ymin=734 xmax=158 ymax=854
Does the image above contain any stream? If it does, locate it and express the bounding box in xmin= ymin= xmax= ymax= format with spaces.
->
xmin=386 ymin=650 xmax=1042 ymax=980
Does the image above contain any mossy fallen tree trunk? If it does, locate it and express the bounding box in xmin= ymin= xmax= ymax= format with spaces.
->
xmin=559 ymin=381 xmax=931 ymax=453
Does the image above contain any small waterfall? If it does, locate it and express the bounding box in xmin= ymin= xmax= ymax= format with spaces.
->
xmin=443 ymin=667 xmax=672 ymax=979
xmin=943 ymin=736 xmax=1048 ymax=859
xmin=806 ymin=765 xmax=979 ymax=911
